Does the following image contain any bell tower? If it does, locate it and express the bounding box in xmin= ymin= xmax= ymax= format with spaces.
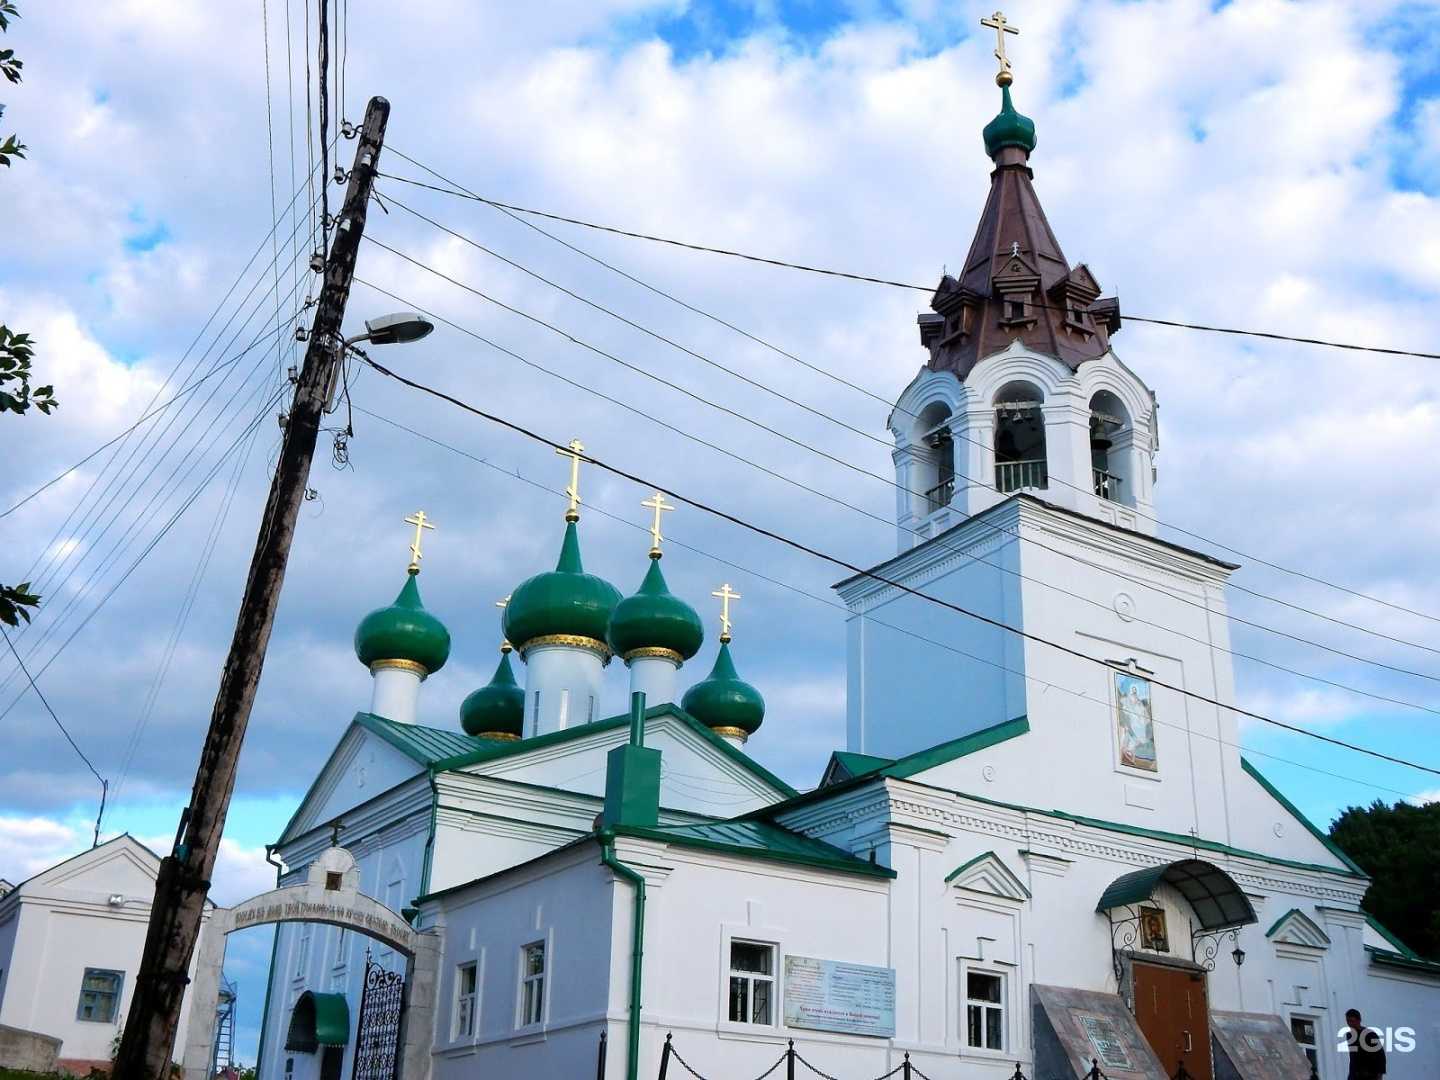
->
xmin=889 ymin=55 xmax=1157 ymax=548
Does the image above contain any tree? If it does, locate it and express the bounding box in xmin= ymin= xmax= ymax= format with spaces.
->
xmin=1330 ymin=798 xmax=1440 ymax=960
xmin=0 ymin=2 xmax=53 ymax=628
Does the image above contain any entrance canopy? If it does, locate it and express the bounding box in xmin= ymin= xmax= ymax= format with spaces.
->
xmin=285 ymin=991 xmax=350 ymax=1052
xmin=1096 ymin=858 xmax=1256 ymax=931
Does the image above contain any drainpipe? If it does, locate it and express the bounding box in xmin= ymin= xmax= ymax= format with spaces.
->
xmin=419 ymin=768 xmax=440 ymax=897
xmin=254 ymin=844 xmax=286 ymax=1077
xmin=597 ymin=829 xmax=645 ymax=1080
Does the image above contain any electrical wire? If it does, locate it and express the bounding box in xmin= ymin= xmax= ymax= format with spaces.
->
xmin=0 ymin=384 xmax=291 ymax=726
xmin=354 ymin=356 xmax=1440 ymax=780
xmin=370 ymin=195 xmax=1440 ymax=672
xmin=347 ymin=263 xmax=1440 ymax=719
xmin=383 ymin=147 xmax=1440 ymax=630
xmin=262 ymin=0 xmax=283 ymax=385
xmin=351 ymin=403 xmax=1422 ymax=804
xmin=374 ymin=166 xmax=1440 ymax=363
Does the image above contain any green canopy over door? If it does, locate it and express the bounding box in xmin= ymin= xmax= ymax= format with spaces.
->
xmin=285 ymin=990 xmax=350 ymax=1052
xmin=1096 ymin=858 xmax=1257 ymax=930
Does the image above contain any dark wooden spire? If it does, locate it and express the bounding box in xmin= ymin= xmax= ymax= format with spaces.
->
xmin=920 ymin=94 xmax=1121 ymax=380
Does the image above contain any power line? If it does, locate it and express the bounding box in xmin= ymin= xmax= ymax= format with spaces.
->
xmin=349 ymin=255 xmax=1440 ymax=716
xmin=384 ymin=146 xmax=1440 ymax=634
xmin=355 ymin=355 xmax=1440 ymax=781
xmin=352 ymin=402 xmax=1424 ymax=805
xmin=374 ymin=165 xmax=1440 ymax=363
xmin=371 ymin=194 xmax=1440 ymax=672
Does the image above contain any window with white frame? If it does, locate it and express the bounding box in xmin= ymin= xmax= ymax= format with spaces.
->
xmin=454 ymin=962 xmax=478 ymax=1039
xmin=76 ymin=968 xmax=124 ymax=1023
xmin=519 ymin=941 xmax=546 ymax=1027
xmin=1290 ymin=1015 xmax=1319 ymax=1073
xmin=965 ymin=970 xmax=1006 ymax=1051
xmin=294 ymin=925 xmax=312 ymax=978
xmin=727 ymin=940 xmax=776 ymax=1025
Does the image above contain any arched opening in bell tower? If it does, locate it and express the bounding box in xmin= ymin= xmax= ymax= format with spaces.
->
xmin=993 ymin=381 xmax=1047 ymax=493
xmin=913 ymin=401 xmax=956 ymax=515
xmin=1089 ymin=390 xmax=1133 ymax=505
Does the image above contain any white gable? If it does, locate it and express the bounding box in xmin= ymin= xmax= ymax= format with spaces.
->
xmin=26 ymin=835 xmax=159 ymax=901
xmin=945 ymin=850 xmax=1030 ymax=901
xmin=462 ymin=711 xmax=787 ymax=815
xmin=1267 ymin=909 xmax=1331 ymax=949
xmin=283 ymin=724 xmax=428 ymax=842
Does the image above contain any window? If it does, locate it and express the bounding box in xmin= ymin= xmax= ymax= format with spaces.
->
xmin=76 ymin=968 xmax=124 ymax=1023
xmin=728 ymin=940 xmax=776 ymax=1025
xmin=993 ymin=382 xmax=1047 ymax=493
xmin=1291 ymin=1016 xmax=1318 ymax=1072
xmin=965 ymin=970 xmax=1005 ymax=1051
xmin=454 ymin=962 xmax=478 ymax=1039
xmin=519 ymin=941 xmax=546 ymax=1027
xmin=294 ymin=926 xmax=312 ymax=978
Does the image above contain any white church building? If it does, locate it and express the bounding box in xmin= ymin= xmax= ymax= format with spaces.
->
xmin=243 ymin=59 xmax=1440 ymax=1080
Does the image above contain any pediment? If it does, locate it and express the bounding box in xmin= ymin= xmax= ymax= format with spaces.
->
xmin=280 ymin=722 xmax=428 ymax=844
xmin=1267 ymin=908 xmax=1331 ymax=949
xmin=993 ymin=251 xmax=1040 ymax=288
xmin=1060 ymin=263 xmax=1102 ymax=298
xmin=945 ymin=850 xmax=1030 ymax=901
xmin=32 ymin=835 xmax=159 ymax=896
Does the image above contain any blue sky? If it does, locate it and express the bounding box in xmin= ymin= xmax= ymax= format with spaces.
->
xmin=4 ymin=0 xmax=1440 ymax=1065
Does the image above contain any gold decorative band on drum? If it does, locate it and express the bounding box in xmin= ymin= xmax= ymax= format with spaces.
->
xmin=369 ymin=657 xmax=429 ymax=678
xmin=517 ymin=633 xmax=613 ymax=663
xmin=474 ymin=731 xmax=521 ymax=742
xmin=622 ymin=646 xmax=684 ymax=666
xmin=708 ymin=726 xmax=749 ymax=743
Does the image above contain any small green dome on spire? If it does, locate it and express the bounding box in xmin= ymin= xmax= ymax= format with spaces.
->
xmin=354 ymin=570 xmax=452 ymax=675
xmin=608 ymin=557 xmax=704 ymax=663
xmin=983 ymin=85 xmax=1036 ymax=158
xmin=682 ymin=642 xmax=765 ymax=739
xmin=460 ymin=648 xmax=524 ymax=739
xmin=503 ymin=521 xmax=623 ymax=654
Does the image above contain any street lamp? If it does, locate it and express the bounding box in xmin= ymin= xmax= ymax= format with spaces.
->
xmin=348 ymin=311 xmax=434 ymax=347
xmin=327 ymin=312 xmax=435 ymax=412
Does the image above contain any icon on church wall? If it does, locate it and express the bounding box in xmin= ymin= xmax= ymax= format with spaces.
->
xmin=1115 ymin=672 xmax=1157 ymax=772
xmin=1139 ymin=905 xmax=1169 ymax=952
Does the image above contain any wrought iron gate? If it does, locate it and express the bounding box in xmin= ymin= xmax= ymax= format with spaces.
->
xmin=352 ymin=955 xmax=406 ymax=1080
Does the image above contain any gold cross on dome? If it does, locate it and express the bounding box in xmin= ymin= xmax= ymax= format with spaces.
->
xmin=980 ymin=10 xmax=1020 ymax=87
xmin=403 ymin=510 xmax=435 ymax=573
xmin=712 ymin=583 xmax=741 ymax=643
xmin=641 ymin=491 xmax=675 ymax=557
xmin=496 ymin=595 xmax=513 ymax=652
xmin=556 ymin=438 xmax=585 ymax=522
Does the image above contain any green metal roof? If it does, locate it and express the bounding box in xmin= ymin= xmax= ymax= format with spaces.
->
xmin=285 ymin=991 xmax=349 ymax=1051
xmin=354 ymin=571 xmax=451 ymax=674
xmin=827 ymin=751 xmax=894 ymax=783
xmin=356 ymin=712 xmax=508 ymax=765
xmin=1095 ymin=858 xmax=1257 ymax=931
xmin=1365 ymin=947 xmax=1440 ymax=976
xmin=1365 ymin=913 xmax=1421 ymax=959
xmin=616 ymin=819 xmax=894 ymax=880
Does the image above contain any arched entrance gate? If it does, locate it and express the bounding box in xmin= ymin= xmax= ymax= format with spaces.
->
xmin=181 ymin=847 xmax=440 ymax=1080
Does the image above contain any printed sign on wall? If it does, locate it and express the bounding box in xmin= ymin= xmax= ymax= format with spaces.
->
xmin=783 ymin=956 xmax=896 ymax=1038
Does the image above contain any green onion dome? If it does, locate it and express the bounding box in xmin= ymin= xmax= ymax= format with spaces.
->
xmin=354 ymin=570 xmax=451 ymax=675
xmin=460 ymin=648 xmax=524 ymax=739
xmin=502 ymin=521 xmax=623 ymax=658
xmin=608 ymin=557 xmax=704 ymax=664
xmin=681 ymin=642 xmax=765 ymax=740
xmin=982 ymin=85 xmax=1036 ymax=158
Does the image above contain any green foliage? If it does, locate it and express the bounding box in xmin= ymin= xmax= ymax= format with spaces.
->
xmin=0 ymin=325 xmax=54 ymax=414
xmin=0 ymin=2 xmax=18 ymax=32
xmin=1330 ymin=798 xmax=1440 ymax=960
xmin=0 ymin=132 xmax=23 ymax=166
xmin=0 ymin=581 xmax=41 ymax=626
xmin=0 ymin=45 xmax=20 ymax=84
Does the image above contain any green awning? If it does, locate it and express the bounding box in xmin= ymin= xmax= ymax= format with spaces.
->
xmin=1096 ymin=858 xmax=1257 ymax=931
xmin=285 ymin=991 xmax=350 ymax=1052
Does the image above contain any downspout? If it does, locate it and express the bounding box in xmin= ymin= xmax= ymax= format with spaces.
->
xmin=419 ymin=768 xmax=439 ymax=897
xmin=597 ymin=829 xmax=645 ymax=1080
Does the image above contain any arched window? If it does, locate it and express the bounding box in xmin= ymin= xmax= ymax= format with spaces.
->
xmin=1089 ymin=390 xmax=1131 ymax=504
xmin=993 ymin=382 xmax=1047 ymax=493
xmin=914 ymin=402 xmax=956 ymax=515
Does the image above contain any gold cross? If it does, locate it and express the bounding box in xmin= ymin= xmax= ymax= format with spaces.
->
xmin=712 ymin=583 xmax=741 ymax=643
xmin=556 ymin=438 xmax=585 ymax=522
xmin=980 ymin=10 xmax=1019 ymax=87
xmin=641 ymin=491 xmax=675 ymax=557
xmin=403 ymin=510 xmax=435 ymax=573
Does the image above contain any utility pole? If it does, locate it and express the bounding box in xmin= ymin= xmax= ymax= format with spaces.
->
xmin=114 ymin=95 xmax=391 ymax=1080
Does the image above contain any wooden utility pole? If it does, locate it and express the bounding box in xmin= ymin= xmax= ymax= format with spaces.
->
xmin=113 ymin=96 xmax=391 ymax=1080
